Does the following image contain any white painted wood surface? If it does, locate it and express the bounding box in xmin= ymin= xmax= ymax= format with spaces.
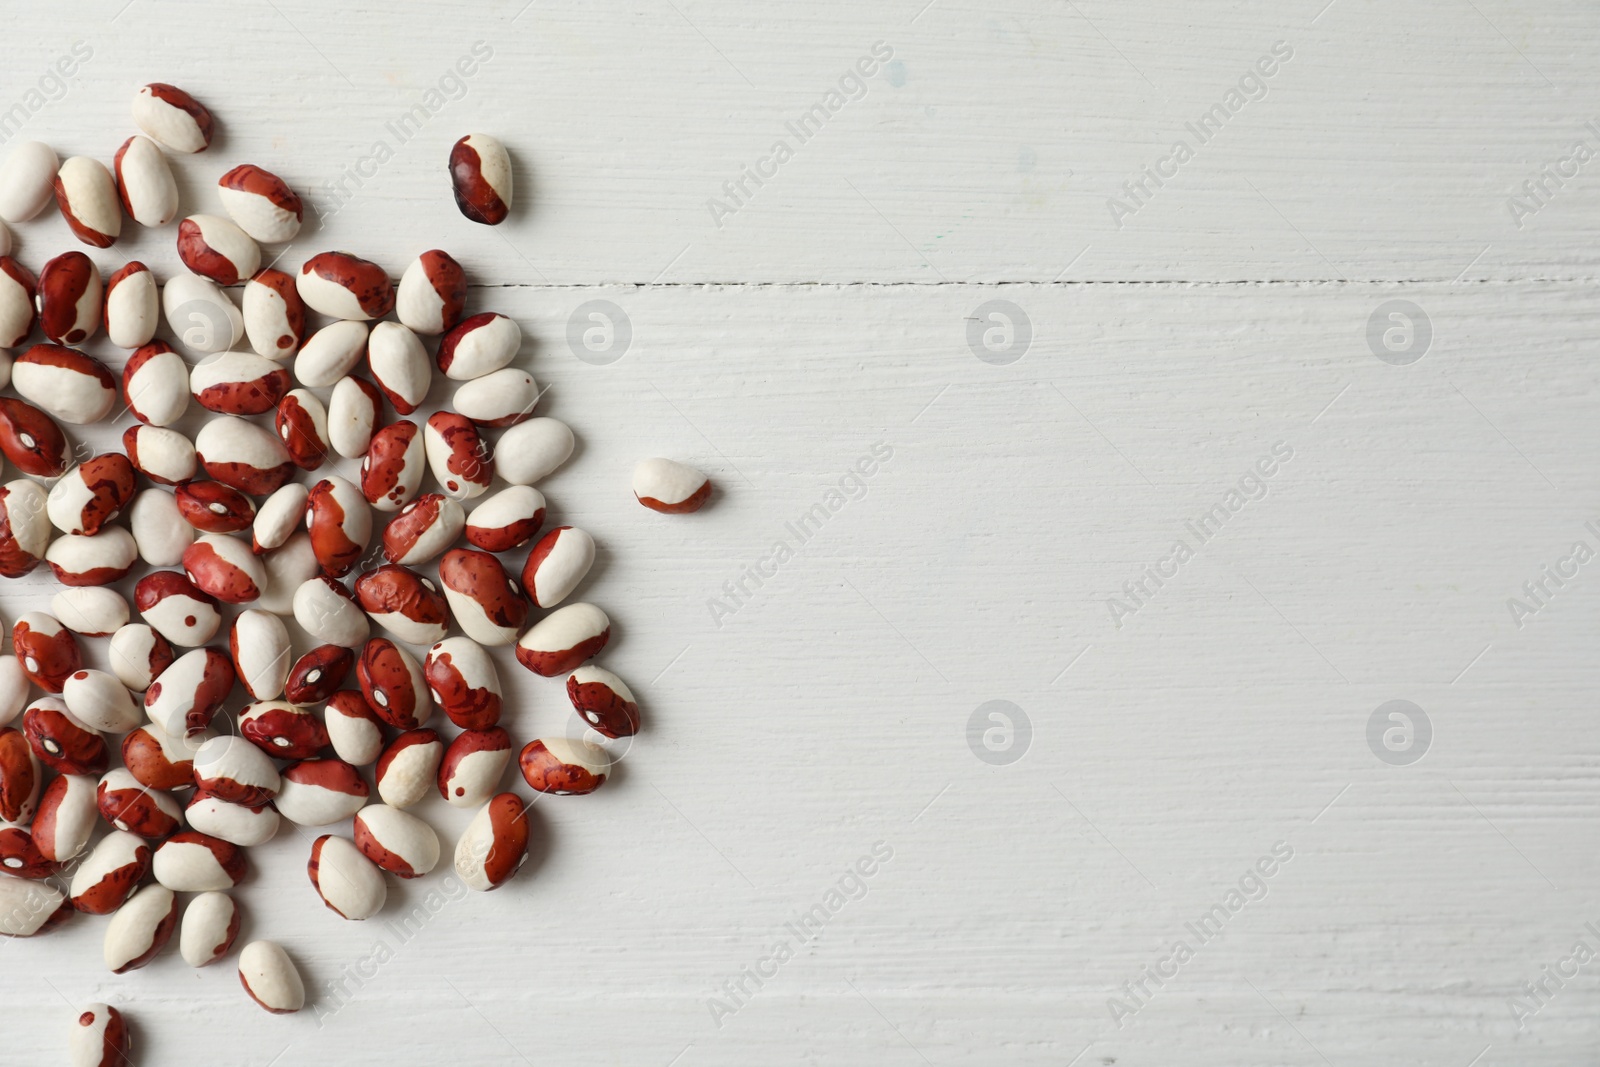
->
xmin=0 ymin=0 xmax=1596 ymax=1063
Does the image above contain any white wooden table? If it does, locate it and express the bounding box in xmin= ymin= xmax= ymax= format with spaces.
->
xmin=5 ymin=0 xmax=1598 ymax=1063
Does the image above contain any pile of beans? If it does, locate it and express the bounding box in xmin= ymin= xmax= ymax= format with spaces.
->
xmin=0 ymin=83 xmax=711 ymax=1062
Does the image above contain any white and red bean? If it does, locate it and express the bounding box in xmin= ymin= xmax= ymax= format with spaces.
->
xmin=453 ymin=792 xmax=530 ymax=891
xmin=114 ymin=133 xmax=179 ymax=226
xmin=103 ymin=261 xmax=160 ymax=348
xmin=238 ymin=941 xmax=305 ymax=1014
xmin=396 ymin=249 xmax=466 ymax=334
xmin=34 ymin=251 xmax=103 ymax=346
xmin=178 ymin=891 xmax=239 ymax=967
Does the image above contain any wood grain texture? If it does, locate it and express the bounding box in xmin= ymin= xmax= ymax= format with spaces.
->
xmin=0 ymin=0 xmax=1595 ymax=1064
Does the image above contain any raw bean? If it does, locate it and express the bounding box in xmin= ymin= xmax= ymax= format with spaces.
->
xmin=375 ymin=729 xmax=442 ymax=808
xmin=439 ymin=548 xmax=528 ymax=647
xmin=0 ymin=825 xmax=49 ymax=876
xmin=324 ymin=690 xmax=384 ymax=765
xmin=327 ymin=375 xmax=383 ymax=458
xmin=121 ymin=722 xmax=200 ymax=790
xmin=437 ymin=312 xmax=519 ymax=380
xmin=153 ymin=831 xmax=246 ymax=891
xmin=177 ymin=214 xmax=260 ymax=285
xmin=0 ymin=141 xmax=59 ymax=222
xmin=0 ymin=658 xmax=24 ymax=725
xmin=294 ymin=319 xmax=369 ymax=387
xmin=62 ymin=669 xmax=141 ymax=733
xmin=522 ymin=525 xmax=594 ymax=608
xmin=252 ymin=482 xmax=308 ymax=553
xmin=306 ymin=475 xmax=371 ymax=576
xmin=293 ymin=576 xmax=370 ymax=648
xmin=27 ymin=700 xmax=108 ymax=777
xmin=190 ymin=349 xmax=290 ymax=416
xmin=239 ymin=941 xmax=305 ymax=1014
xmin=0 ymin=826 xmax=54 ymax=879
xmin=0 ymin=256 xmax=36 ymax=347
xmin=129 ymin=491 xmax=202 ymax=575
xmin=144 ymin=647 xmax=235 ymax=738
xmin=162 ymin=273 xmax=244 ymax=356
xmin=132 ymin=83 xmax=214 ymax=153
xmin=242 ymin=268 xmax=307 ymax=360
xmin=122 ymin=340 xmax=189 ymax=425
xmin=438 ymin=727 xmax=511 ymax=808
xmin=352 ymin=803 xmax=439 ymax=878
xmin=274 ymin=758 xmax=368 ymax=825
xmin=218 ymin=164 xmax=303 ymax=243
xmin=0 ymin=727 xmax=40 ymax=821
xmin=424 ymin=637 xmax=502 ymax=729
xmin=103 ymin=261 xmax=160 ymax=347
xmin=276 ymin=388 xmax=329 ymax=471
xmin=257 ymin=532 xmax=319 ymax=615
xmin=24 ymin=697 xmax=106 ymax=775
xmin=179 ymin=891 xmax=239 ymax=967
xmin=54 ymin=156 xmax=121 ymax=248
xmin=114 ymin=133 xmax=179 ymax=226
xmin=97 ymin=767 xmax=184 ymax=838
xmin=297 ymin=252 xmax=394 ymax=321
xmin=37 ymin=251 xmax=102 ymax=345
xmin=46 ymin=528 xmax=139 ymax=587
xmin=176 ymin=481 xmax=255 ymax=534
xmin=308 ymin=834 xmax=386 ymax=919
xmin=284 ymin=644 xmax=354 ymax=705
xmin=193 ymin=736 xmax=280 ymax=804
xmin=357 ymin=638 xmax=431 ymax=729
xmin=184 ymin=533 xmax=266 ymax=603
xmin=69 ymin=831 xmax=150 ymax=914
xmin=453 ymin=792 xmax=530 ymax=891
xmin=449 ymin=134 xmax=512 ymax=225
xmin=494 ymin=417 xmax=574 ymax=486
xmin=33 ymin=774 xmax=97 ymax=862
xmin=396 ymin=249 xmax=466 ymax=334
xmin=515 ymin=603 xmax=610 ymax=677
xmin=195 ymin=416 xmax=293 ymax=494
xmin=124 ymin=426 xmax=198 ymax=486
xmin=0 ymin=479 xmax=50 ymax=576
xmin=13 ymin=343 xmax=116 ymax=423
xmin=518 ymin=736 xmax=609 ymax=795
xmin=360 ymin=420 xmax=425 ymax=512
xmin=368 ymin=322 xmax=431 ymax=414
xmin=70 ymin=1003 xmax=131 ymax=1067
xmin=104 ymin=883 xmax=178 ymax=972
xmin=0 ymin=874 xmax=72 ymax=936
xmin=423 ymin=412 xmax=493 ymax=499
xmin=185 ymin=791 xmax=279 ymax=847
xmin=0 ymin=398 xmax=71 ymax=477
xmin=13 ymin=612 xmax=81 ymax=692
xmin=0 ymin=826 xmax=57 ymax=878
xmin=454 ymin=367 xmax=540 ymax=427
xmin=107 ymin=624 xmax=175 ymax=692
xmin=354 ymin=564 xmax=449 ymax=645
xmin=382 ymin=492 xmax=464 ymax=564
xmin=465 ymin=485 xmax=545 ymax=552
xmin=51 ymin=586 xmax=129 ymax=636
xmin=566 ymin=665 xmax=640 ymax=738
xmin=230 ymin=610 xmax=290 ymax=700
xmin=239 ymin=701 xmax=328 ymax=760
